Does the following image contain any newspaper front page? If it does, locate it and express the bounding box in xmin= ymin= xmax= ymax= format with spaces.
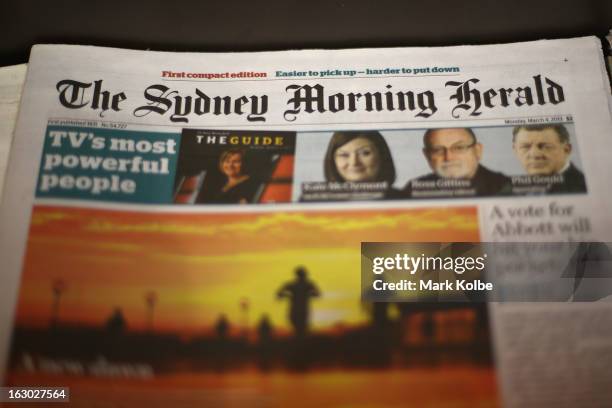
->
xmin=1 ymin=37 xmax=611 ymax=407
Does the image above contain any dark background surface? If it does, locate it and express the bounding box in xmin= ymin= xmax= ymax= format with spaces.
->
xmin=1 ymin=0 xmax=611 ymax=65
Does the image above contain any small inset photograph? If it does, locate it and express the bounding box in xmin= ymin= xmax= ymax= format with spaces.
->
xmin=174 ymin=129 xmax=296 ymax=204
xmin=293 ymin=130 xmax=415 ymax=202
xmin=507 ymin=123 xmax=586 ymax=195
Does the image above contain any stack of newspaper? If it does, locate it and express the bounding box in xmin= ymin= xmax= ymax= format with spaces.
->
xmin=1 ymin=36 xmax=611 ymax=407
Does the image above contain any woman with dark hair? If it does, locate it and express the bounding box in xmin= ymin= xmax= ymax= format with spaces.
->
xmin=200 ymin=147 xmax=261 ymax=204
xmin=323 ymin=131 xmax=401 ymax=198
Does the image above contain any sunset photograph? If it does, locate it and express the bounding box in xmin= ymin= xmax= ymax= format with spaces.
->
xmin=6 ymin=205 xmax=498 ymax=407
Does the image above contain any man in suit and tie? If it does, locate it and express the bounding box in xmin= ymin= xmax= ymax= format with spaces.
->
xmin=512 ymin=124 xmax=586 ymax=193
xmin=403 ymin=127 xmax=511 ymax=198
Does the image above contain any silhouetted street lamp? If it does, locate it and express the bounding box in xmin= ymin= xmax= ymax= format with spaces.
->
xmin=145 ymin=291 xmax=158 ymax=332
xmin=50 ymin=279 xmax=66 ymax=327
xmin=240 ymin=297 xmax=250 ymax=340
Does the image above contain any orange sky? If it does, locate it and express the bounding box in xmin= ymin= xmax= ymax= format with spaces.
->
xmin=15 ymin=205 xmax=478 ymax=335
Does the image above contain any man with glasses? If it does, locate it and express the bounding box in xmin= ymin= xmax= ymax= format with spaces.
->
xmin=512 ymin=124 xmax=586 ymax=193
xmin=404 ymin=127 xmax=510 ymax=198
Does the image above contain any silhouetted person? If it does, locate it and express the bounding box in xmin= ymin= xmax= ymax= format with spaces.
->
xmin=215 ymin=314 xmax=230 ymax=340
xmin=257 ymin=315 xmax=274 ymax=371
xmin=213 ymin=314 xmax=231 ymax=372
xmin=257 ymin=315 xmax=273 ymax=344
xmin=277 ymin=266 xmax=320 ymax=338
xmin=422 ymin=312 xmax=435 ymax=344
xmin=364 ymin=302 xmax=394 ymax=367
xmin=371 ymin=302 xmax=390 ymax=328
xmin=474 ymin=303 xmax=489 ymax=341
xmin=105 ymin=308 xmax=126 ymax=334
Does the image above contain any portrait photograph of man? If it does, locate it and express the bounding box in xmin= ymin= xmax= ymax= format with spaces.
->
xmin=512 ymin=124 xmax=587 ymax=194
xmin=404 ymin=128 xmax=511 ymax=198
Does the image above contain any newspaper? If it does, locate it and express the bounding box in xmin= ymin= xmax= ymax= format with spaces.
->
xmin=1 ymin=37 xmax=612 ymax=407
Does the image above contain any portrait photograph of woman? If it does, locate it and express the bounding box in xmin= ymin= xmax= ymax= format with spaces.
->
xmin=196 ymin=148 xmax=261 ymax=204
xmin=325 ymin=131 xmax=395 ymax=182
xmin=295 ymin=130 xmax=409 ymax=201
xmin=174 ymin=129 xmax=297 ymax=205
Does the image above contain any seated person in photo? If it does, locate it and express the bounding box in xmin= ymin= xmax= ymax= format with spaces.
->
xmin=323 ymin=130 xmax=401 ymax=198
xmin=404 ymin=128 xmax=510 ymax=197
xmin=197 ymin=148 xmax=261 ymax=204
xmin=512 ymin=124 xmax=586 ymax=193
